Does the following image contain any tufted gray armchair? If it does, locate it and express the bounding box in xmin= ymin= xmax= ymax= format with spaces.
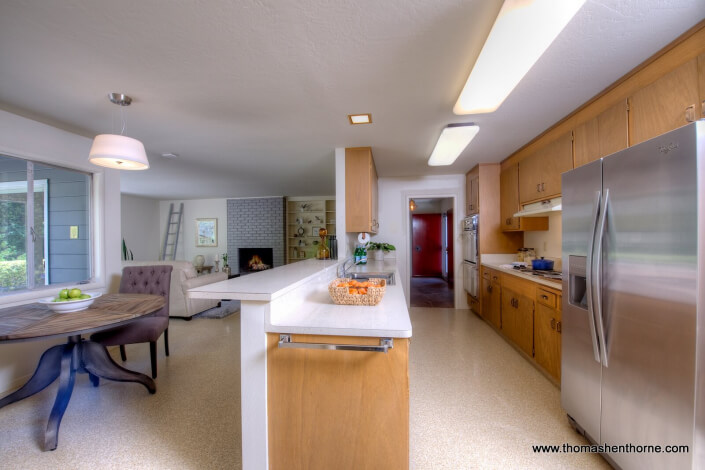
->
xmin=91 ymin=265 xmax=173 ymax=379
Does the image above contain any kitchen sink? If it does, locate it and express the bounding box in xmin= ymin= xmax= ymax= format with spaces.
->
xmin=348 ymin=272 xmax=395 ymax=286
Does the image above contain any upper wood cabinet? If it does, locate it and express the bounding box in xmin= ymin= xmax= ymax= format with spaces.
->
xmin=500 ymin=164 xmax=548 ymax=232
xmin=629 ymin=58 xmax=700 ymax=145
xmin=345 ymin=147 xmax=378 ymax=233
xmin=518 ymin=131 xmax=573 ymax=205
xmin=574 ymin=100 xmax=629 ymax=168
xmin=466 ymin=167 xmax=479 ymax=215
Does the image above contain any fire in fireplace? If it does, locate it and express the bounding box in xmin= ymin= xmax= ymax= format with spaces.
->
xmin=238 ymin=248 xmax=273 ymax=274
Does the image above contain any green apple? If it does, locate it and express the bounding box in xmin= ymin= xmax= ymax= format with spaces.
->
xmin=59 ymin=289 xmax=69 ymax=299
xmin=79 ymin=294 xmax=91 ymax=299
xmin=68 ymin=288 xmax=82 ymax=299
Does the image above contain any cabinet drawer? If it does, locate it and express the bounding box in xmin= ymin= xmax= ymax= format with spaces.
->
xmin=501 ymin=273 xmax=535 ymax=298
xmin=536 ymin=288 xmax=557 ymax=309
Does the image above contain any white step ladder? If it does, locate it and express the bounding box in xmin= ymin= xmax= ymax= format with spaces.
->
xmin=161 ymin=202 xmax=184 ymax=260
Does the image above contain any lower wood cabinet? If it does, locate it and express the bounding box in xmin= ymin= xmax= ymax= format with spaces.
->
xmin=534 ymin=287 xmax=562 ymax=381
xmin=479 ymin=269 xmax=563 ymax=384
xmin=481 ymin=267 xmax=501 ymax=329
xmin=267 ymin=333 xmax=409 ymax=470
xmin=500 ymin=275 xmax=535 ymax=358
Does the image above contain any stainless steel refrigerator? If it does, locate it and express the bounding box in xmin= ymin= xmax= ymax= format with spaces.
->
xmin=561 ymin=121 xmax=705 ymax=469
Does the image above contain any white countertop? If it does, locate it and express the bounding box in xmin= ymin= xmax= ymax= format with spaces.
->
xmin=268 ymin=260 xmax=411 ymax=338
xmin=189 ymin=259 xmax=412 ymax=338
xmin=187 ymin=259 xmax=340 ymax=301
xmin=481 ymin=256 xmax=563 ymax=291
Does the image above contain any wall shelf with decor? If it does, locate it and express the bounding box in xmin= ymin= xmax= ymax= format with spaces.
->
xmin=286 ymin=196 xmax=335 ymax=264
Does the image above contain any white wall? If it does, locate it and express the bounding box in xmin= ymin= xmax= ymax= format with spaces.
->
xmin=121 ymin=194 xmax=161 ymax=260
xmin=0 ymin=109 xmax=122 ymax=395
xmin=158 ymin=198 xmax=228 ymax=267
xmin=373 ymin=175 xmax=467 ymax=309
xmin=524 ymin=212 xmax=562 ymax=266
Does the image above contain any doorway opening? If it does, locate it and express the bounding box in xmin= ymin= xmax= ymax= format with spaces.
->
xmin=409 ymin=198 xmax=454 ymax=308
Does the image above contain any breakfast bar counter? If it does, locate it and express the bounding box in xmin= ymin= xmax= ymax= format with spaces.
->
xmin=188 ymin=259 xmax=412 ymax=470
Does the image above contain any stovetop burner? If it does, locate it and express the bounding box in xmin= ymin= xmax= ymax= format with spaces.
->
xmin=512 ymin=265 xmax=563 ymax=280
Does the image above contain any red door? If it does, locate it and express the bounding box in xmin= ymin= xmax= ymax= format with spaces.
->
xmin=446 ymin=210 xmax=454 ymax=284
xmin=412 ymin=214 xmax=442 ymax=277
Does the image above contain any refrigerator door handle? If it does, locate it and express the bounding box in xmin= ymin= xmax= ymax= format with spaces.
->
xmin=585 ymin=190 xmax=602 ymax=363
xmin=593 ymin=189 xmax=610 ymax=367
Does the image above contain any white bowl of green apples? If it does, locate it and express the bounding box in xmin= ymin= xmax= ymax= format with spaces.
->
xmin=39 ymin=288 xmax=101 ymax=313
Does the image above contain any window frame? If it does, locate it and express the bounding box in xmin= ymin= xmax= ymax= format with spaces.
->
xmin=0 ymin=152 xmax=101 ymax=302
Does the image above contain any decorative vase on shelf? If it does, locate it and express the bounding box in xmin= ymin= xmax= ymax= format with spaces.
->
xmin=194 ymin=255 xmax=205 ymax=268
xmin=372 ymin=250 xmax=384 ymax=261
xmin=214 ymin=260 xmax=220 ymax=272
xmin=223 ymin=265 xmax=231 ymax=276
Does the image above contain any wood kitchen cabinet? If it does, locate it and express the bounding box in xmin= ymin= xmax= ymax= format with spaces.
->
xmin=518 ymin=131 xmax=573 ymax=205
xmin=481 ymin=267 xmax=501 ymax=329
xmin=629 ymin=58 xmax=700 ymax=146
xmin=267 ymin=333 xmax=409 ymax=469
xmin=500 ymin=274 xmax=535 ymax=357
xmin=699 ymin=52 xmax=705 ymax=119
xmin=534 ymin=286 xmax=562 ymax=382
xmin=574 ymin=100 xmax=629 ymax=168
xmin=345 ymin=147 xmax=378 ymax=233
xmin=499 ymin=164 xmax=548 ymax=232
xmin=466 ymin=169 xmax=479 ymax=215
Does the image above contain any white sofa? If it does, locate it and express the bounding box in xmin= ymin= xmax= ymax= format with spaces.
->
xmin=121 ymin=260 xmax=228 ymax=318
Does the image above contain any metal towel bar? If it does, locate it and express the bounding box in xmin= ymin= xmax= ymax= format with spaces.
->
xmin=278 ymin=334 xmax=393 ymax=353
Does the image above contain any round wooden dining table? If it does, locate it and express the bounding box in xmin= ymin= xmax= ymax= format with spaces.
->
xmin=0 ymin=293 xmax=166 ymax=451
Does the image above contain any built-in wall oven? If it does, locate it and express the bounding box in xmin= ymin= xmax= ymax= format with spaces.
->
xmin=462 ymin=215 xmax=478 ymax=299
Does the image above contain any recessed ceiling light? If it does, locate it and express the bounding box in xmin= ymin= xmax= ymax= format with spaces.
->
xmin=454 ymin=0 xmax=586 ymax=114
xmin=348 ymin=114 xmax=372 ymax=125
xmin=160 ymin=153 xmax=180 ymax=159
xmin=427 ymin=123 xmax=480 ymax=166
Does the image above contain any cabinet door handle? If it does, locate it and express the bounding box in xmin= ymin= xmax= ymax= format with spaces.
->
xmin=487 ymin=285 xmax=493 ymax=293
xmin=541 ymin=295 xmax=549 ymax=300
xmin=492 ymin=276 xmax=498 ymax=281
xmin=278 ymin=334 xmax=393 ymax=353
xmin=536 ymin=183 xmax=540 ymax=192
xmin=685 ymin=104 xmax=696 ymax=122
xmin=557 ymin=321 xmax=562 ymax=333
xmin=541 ymin=182 xmax=545 ymax=192
xmin=550 ymin=318 xmax=556 ymax=330
xmin=506 ymin=218 xmax=511 ymax=225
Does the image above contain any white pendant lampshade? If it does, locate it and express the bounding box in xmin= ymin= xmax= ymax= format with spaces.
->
xmin=89 ymin=134 xmax=149 ymax=170
xmin=89 ymin=93 xmax=150 ymax=170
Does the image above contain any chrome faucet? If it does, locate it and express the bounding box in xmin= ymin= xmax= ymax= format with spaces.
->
xmin=337 ymin=256 xmax=360 ymax=278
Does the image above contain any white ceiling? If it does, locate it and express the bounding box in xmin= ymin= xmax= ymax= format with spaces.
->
xmin=0 ymin=1 xmax=703 ymax=200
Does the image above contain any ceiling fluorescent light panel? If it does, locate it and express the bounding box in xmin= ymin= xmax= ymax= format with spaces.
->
xmin=427 ymin=123 xmax=479 ymax=166
xmin=454 ymin=0 xmax=586 ymax=115
xmin=348 ymin=114 xmax=372 ymax=124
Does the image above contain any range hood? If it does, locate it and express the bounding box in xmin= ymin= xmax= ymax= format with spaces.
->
xmin=513 ymin=197 xmax=562 ymax=217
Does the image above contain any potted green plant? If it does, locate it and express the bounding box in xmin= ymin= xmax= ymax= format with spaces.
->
xmin=366 ymin=242 xmax=396 ymax=261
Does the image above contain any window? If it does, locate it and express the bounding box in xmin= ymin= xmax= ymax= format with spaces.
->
xmin=0 ymin=154 xmax=92 ymax=294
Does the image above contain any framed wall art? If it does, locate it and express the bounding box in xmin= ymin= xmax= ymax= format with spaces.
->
xmin=195 ymin=218 xmax=218 ymax=247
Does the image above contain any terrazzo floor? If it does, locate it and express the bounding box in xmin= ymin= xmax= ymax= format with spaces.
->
xmin=0 ymin=308 xmax=609 ymax=469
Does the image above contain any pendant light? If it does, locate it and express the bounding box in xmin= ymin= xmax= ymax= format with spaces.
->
xmin=89 ymin=93 xmax=149 ymax=170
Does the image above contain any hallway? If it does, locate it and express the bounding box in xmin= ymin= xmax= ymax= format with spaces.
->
xmin=410 ymin=277 xmax=454 ymax=308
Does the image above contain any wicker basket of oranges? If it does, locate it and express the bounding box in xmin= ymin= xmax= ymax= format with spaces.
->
xmin=328 ymin=277 xmax=386 ymax=306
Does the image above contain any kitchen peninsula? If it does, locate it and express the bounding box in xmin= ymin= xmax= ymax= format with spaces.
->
xmin=188 ymin=259 xmax=412 ymax=470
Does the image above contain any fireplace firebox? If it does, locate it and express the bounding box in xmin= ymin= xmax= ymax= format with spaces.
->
xmin=238 ymin=248 xmax=273 ymax=274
